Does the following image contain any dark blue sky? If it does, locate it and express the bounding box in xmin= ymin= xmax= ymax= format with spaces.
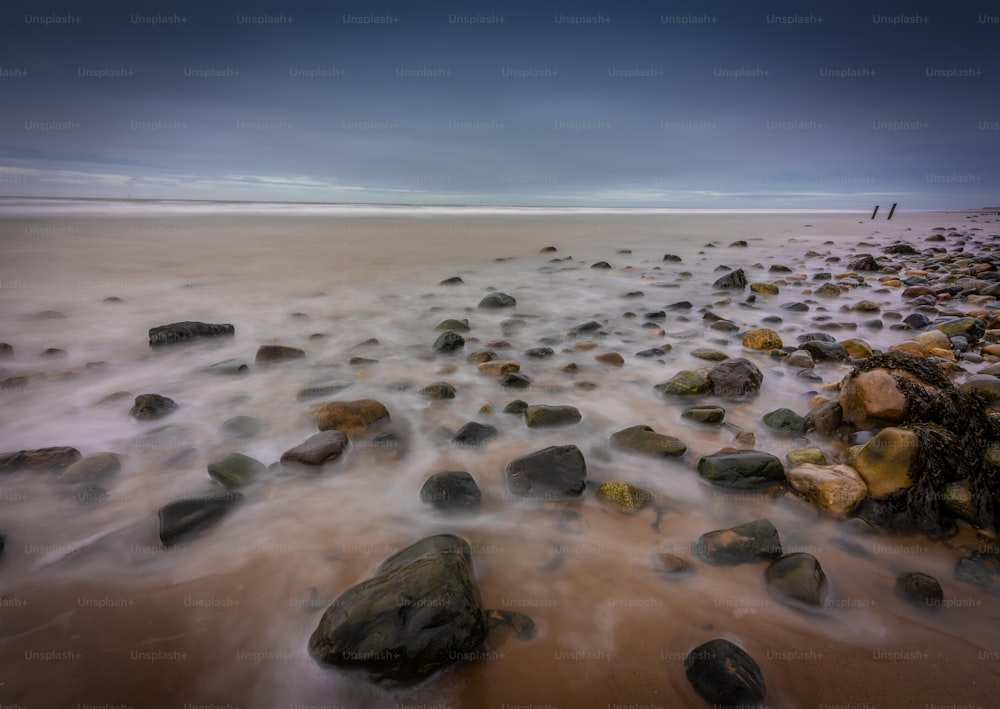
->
xmin=1 ymin=1 xmax=998 ymax=207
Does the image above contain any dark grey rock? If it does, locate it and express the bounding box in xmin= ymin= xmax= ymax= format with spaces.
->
xmin=207 ymin=452 xmax=265 ymax=487
xmin=420 ymin=471 xmax=482 ymax=511
xmin=505 ymin=444 xmax=586 ymax=500
xmin=762 ymin=408 xmax=808 ymax=435
xmin=281 ymin=431 xmax=350 ymax=466
xmin=307 ymin=534 xmax=487 ymax=686
xmin=158 ymin=490 xmax=243 ymax=546
xmin=697 ymin=451 xmax=785 ymax=489
xmin=693 ymin=519 xmax=783 ymax=565
xmin=765 ymin=553 xmax=828 ymax=608
xmin=452 ymin=422 xmax=498 ymax=447
xmin=149 ymin=321 xmax=234 ymax=346
xmin=712 ymin=269 xmax=747 ymax=289
xmin=478 ymin=292 xmax=516 ymax=309
xmin=707 ymin=358 xmax=763 ymax=399
xmin=433 ymin=330 xmax=466 ymax=353
xmin=129 ymin=394 xmax=178 ymax=420
xmin=895 ymin=571 xmax=943 ymax=608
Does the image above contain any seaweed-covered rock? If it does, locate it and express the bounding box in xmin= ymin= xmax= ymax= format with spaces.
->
xmin=308 ymin=534 xmax=488 ymax=686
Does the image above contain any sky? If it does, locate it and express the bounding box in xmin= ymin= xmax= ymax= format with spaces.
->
xmin=0 ymin=0 xmax=998 ymax=209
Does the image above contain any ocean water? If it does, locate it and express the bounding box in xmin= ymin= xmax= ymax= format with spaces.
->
xmin=0 ymin=200 xmax=998 ymax=708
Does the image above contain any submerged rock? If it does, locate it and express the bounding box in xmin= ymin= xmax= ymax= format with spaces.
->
xmin=504 ymin=444 xmax=586 ymax=500
xmin=308 ymin=534 xmax=488 ymax=686
xmin=433 ymin=330 xmax=465 ymax=353
xmin=419 ymin=381 xmax=457 ymax=400
xmin=681 ymin=405 xmax=726 ymax=424
xmin=684 ymin=639 xmax=766 ymax=708
xmin=0 ymin=446 xmax=81 ymax=474
xmin=765 ymin=553 xmax=829 ymax=608
xmin=895 ymin=571 xmax=943 ymax=608
xmin=129 ymin=394 xmax=178 ymax=420
xmin=610 ymin=424 xmax=686 ymax=457
xmin=697 ymin=451 xmax=785 ymax=489
xmin=420 ymin=471 xmax=482 ymax=511
xmin=523 ymin=404 xmax=581 ymax=428
xmin=693 ymin=519 xmax=782 ymax=565
xmin=281 ymin=431 xmax=350 ymax=467
xmin=596 ymin=481 xmax=653 ymax=513
xmin=207 ymin=452 xmax=265 ymax=487
xmin=315 ymin=399 xmax=390 ymax=436
xmin=58 ymin=452 xmax=122 ymax=484
xmin=654 ymin=370 xmax=710 ymax=396
xmin=452 ymin=422 xmax=498 ymax=447
xmin=707 ymin=358 xmax=763 ymax=399
xmin=478 ymin=292 xmax=516 ymax=309
xmin=158 ymin=490 xmax=243 ymax=546
xmin=203 ymin=359 xmax=250 ymax=375
xmin=148 ymin=321 xmax=234 ymax=346
xmin=255 ymin=345 xmax=306 ymax=363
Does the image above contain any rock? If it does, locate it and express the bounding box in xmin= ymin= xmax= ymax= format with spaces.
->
xmin=129 ymin=394 xmax=178 ymax=420
xmin=502 ymin=400 xmax=528 ymax=415
xmin=596 ymin=481 xmax=653 ymax=513
xmin=610 ymin=424 xmax=686 ymax=457
xmin=850 ymin=254 xmax=879 ymax=271
xmin=58 ymin=452 xmax=122 ymax=484
xmin=895 ymin=572 xmax=943 ymax=608
xmin=315 ymin=399 xmax=391 ymax=437
xmin=781 ymin=301 xmax=809 ymax=312
xmin=955 ymin=553 xmax=1000 ymax=595
xmin=940 ymin=480 xmax=978 ymax=524
xmin=591 ymin=261 xmax=612 ymax=269
xmin=158 ymin=490 xmax=243 ymax=546
xmin=798 ymin=340 xmax=849 ymax=362
xmin=742 ymin=328 xmax=782 ymax=350
xmin=281 ymin=431 xmax=350 ymax=466
xmin=712 ymin=268 xmax=747 ymax=289
xmin=785 ymin=349 xmax=815 ymax=368
xmin=663 ymin=253 xmax=682 ymax=262
xmin=436 ymin=318 xmax=470 ymax=332
xmin=685 ymin=639 xmax=766 ymax=708
xmin=765 ymin=553 xmax=828 ymax=608
xmin=207 ymin=452 xmax=265 ymax=487
xmin=478 ymin=292 xmax=516 ymax=309
xmin=453 ymin=422 xmax=498 ymax=447
xmin=0 ymin=446 xmax=81 ymax=474
xmin=838 ymin=369 xmax=909 ymax=428
xmin=219 ymin=415 xmax=264 ymax=439
xmin=0 ymin=343 xmax=13 ymax=358
xmin=420 ymin=472 xmax=482 ymax=511
xmin=635 ymin=347 xmax=669 ymax=358
xmin=750 ymin=282 xmax=779 ymax=296
xmin=523 ymin=404 xmax=581 ymax=428
xmin=841 ymin=339 xmax=873 ymax=359
xmin=255 ymin=345 xmax=305 ymax=363
xmin=937 ymin=317 xmax=985 ymax=342
xmin=654 ymin=371 xmax=710 ymax=396
xmin=297 ymin=380 xmax=353 ymax=400
xmin=815 ymin=282 xmax=841 ymax=297
xmin=961 ymin=374 xmax=1000 ymax=401
xmin=594 ymin=352 xmax=624 ymax=366
xmin=786 ymin=448 xmax=828 ymax=466
xmin=914 ymin=329 xmax=952 ymax=353
xmin=693 ymin=519 xmax=782 ymax=565
xmin=485 ymin=609 xmax=537 ymax=648
xmin=786 ymin=464 xmax=867 ymax=515
xmin=903 ymin=313 xmax=931 ymax=329
xmin=203 ymin=359 xmax=250 ymax=375
xmin=308 ymin=534 xmax=487 ymax=686
xmin=148 ymin=321 xmax=235 ymax=346
xmin=697 ymin=451 xmax=785 ymax=489
xmin=762 ymin=408 xmax=807 ymax=435
xmin=524 ymin=347 xmax=554 ymax=359
xmin=733 ymin=431 xmax=756 ymax=448
xmin=501 ymin=372 xmax=531 ymax=389
xmin=439 ymin=276 xmax=464 ymax=286
xmin=851 ymin=427 xmax=917 ymax=499
xmin=690 ymin=348 xmax=729 ymax=362
xmin=654 ymin=553 xmax=695 ymax=577
xmin=477 ymin=360 xmax=519 ymax=376
xmin=681 ymin=405 xmax=726 ymax=424
xmin=419 ymin=382 xmax=457 ymax=400
xmin=504 ymin=444 xmax=586 ymax=499
xmin=433 ymin=331 xmax=465 ymax=353
xmin=707 ymin=358 xmax=763 ymax=399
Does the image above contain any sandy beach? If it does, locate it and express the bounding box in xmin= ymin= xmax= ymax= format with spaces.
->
xmin=1 ymin=202 xmax=1000 ymax=708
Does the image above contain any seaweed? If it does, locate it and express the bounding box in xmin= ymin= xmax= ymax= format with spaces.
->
xmin=844 ymin=352 xmax=1000 ymax=535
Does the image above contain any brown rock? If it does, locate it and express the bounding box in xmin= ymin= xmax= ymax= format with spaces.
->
xmin=256 ymin=345 xmax=306 ymax=363
xmin=852 ymin=427 xmax=918 ymax=499
xmin=742 ymin=328 xmax=783 ymax=351
xmin=594 ymin=352 xmax=625 ymax=366
xmin=477 ymin=360 xmax=520 ymax=376
xmin=786 ymin=463 xmax=867 ymax=515
xmin=838 ymin=369 xmax=909 ymax=429
xmin=59 ymin=452 xmax=122 ymax=483
xmin=315 ymin=399 xmax=390 ymax=437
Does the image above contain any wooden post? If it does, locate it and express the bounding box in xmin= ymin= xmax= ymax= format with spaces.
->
xmin=871 ymin=205 xmax=879 ymax=220
xmin=887 ymin=203 xmax=897 ymax=220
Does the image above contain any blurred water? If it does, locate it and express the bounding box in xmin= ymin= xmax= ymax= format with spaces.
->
xmin=0 ymin=205 xmax=998 ymax=708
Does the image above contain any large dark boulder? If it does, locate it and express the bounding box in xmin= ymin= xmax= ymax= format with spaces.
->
xmin=148 ymin=321 xmax=234 ymax=346
xmin=308 ymin=534 xmax=488 ymax=686
xmin=706 ymin=358 xmax=763 ymax=399
xmin=685 ymin=638 xmax=766 ymax=707
xmin=697 ymin=451 xmax=785 ymax=489
xmin=504 ymin=444 xmax=587 ymax=500
xmin=158 ymin=490 xmax=243 ymax=546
